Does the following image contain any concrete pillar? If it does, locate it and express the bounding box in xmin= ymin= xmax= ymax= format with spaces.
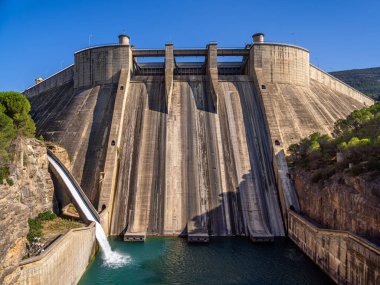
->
xmin=253 ymin=33 xmax=265 ymax=43
xmin=118 ymin=34 xmax=130 ymax=45
xmin=165 ymin=43 xmax=174 ymax=100
xmin=206 ymin=42 xmax=219 ymax=106
xmin=98 ymin=46 xmax=133 ymax=234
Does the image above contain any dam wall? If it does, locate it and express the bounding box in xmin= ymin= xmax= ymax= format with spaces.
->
xmin=23 ymin=65 xmax=74 ymax=98
xmin=24 ymin=34 xmax=374 ymax=242
xmin=288 ymin=211 xmax=380 ymax=285
xmin=18 ymin=223 xmax=96 ymax=285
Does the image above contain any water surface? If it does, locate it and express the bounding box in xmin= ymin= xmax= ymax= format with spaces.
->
xmin=79 ymin=237 xmax=333 ymax=285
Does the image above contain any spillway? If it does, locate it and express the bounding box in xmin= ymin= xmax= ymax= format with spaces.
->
xmin=47 ymin=152 xmax=129 ymax=267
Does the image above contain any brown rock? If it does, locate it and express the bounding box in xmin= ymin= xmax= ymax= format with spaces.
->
xmin=0 ymin=138 xmax=54 ymax=283
xmin=293 ymin=168 xmax=380 ymax=242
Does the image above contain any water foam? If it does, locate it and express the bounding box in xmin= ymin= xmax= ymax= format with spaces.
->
xmin=48 ymin=155 xmax=130 ymax=267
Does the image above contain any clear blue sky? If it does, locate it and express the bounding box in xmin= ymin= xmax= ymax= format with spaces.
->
xmin=0 ymin=0 xmax=379 ymax=91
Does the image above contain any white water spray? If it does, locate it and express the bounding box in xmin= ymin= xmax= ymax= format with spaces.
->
xmin=48 ymin=155 xmax=129 ymax=268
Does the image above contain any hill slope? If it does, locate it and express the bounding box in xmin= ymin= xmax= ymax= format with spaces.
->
xmin=330 ymin=67 xmax=380 ymax=101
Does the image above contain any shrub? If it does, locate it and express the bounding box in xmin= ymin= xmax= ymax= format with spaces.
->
xmin=37 ymin=210 xmax=56 ymax=221
xmin=338 ymin=142 xmax=348 ymax=150
xmin=5 ymin=177 xmax=13 ymax=186
xmin=0 ymin=167 xmax=9 ymax=184
xmin=288 ymin=102 xmax=380 ymax=176
xmin=27 ymin=218 xmax=42 ymax=242
xmin=307 ymin=140 xmax=320 ymax=153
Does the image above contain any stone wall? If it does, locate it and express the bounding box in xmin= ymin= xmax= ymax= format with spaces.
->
xmin=18 ymin=222 xmax=96 ymax=285
xmin=288 ymin=211 xmax=380 ymax=285
xmin=23 ymin=65 xmax=74 ymax=99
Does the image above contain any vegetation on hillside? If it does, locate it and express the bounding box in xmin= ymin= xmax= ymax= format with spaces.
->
xmin=288 ymin=103 xmax=380 ymax=182
xmin=0 ymin=91 xmax=36 ymax=183
xmin=330 ymin=67 xmax=380 ymax=101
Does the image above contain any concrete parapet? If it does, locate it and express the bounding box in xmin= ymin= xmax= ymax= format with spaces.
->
xmin=250 ymin=43 xmax=310 ymax=87
xmin=23 ymin=65 xmax=74 ymax=98
xmin=18 ymin=222 xmax=96 ymax=285
xmin=165 ymin=43 xmax=174 ymax=100
xmin=288 ymin=211 xmax=380 ymax=285
xmin=310 ymin=65 xmax=374 ymax=106
xmin=74 ymin=45 xmax=130 ymax=89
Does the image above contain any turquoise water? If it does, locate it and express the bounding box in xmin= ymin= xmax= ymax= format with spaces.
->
xmin=79 ymin=237 xmax=333 ymax=285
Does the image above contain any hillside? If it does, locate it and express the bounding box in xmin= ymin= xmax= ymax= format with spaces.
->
xmin=330 ymin=67 xmax=380 ymax=101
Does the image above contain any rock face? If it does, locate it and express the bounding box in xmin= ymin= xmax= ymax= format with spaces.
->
xmin=293 ymin=169 xmax=380 ymax=241
xmin=0 ymin=138 xmax=54 ymax=284
xmin=46 ymin=142 xmax=71 ymax=171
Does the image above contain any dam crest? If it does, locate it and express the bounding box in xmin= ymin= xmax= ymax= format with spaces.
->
xmin=24 ymin=33 xmax=374 ymax=242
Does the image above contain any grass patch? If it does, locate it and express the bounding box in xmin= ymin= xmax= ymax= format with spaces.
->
xmin=41 ymin=217 xmax=84 ymax=238
xmin=27 ymin=210 xmax=84 ymax=242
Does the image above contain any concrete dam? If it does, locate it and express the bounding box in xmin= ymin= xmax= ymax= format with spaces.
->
xmin=24 ymin=34 xmax=374 ymax=242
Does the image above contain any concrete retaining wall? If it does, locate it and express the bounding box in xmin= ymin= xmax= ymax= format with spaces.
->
xmin=18 ymin=222 xmax=96 ymax=285
xmin=310 ymin=65 xmax=374 ymax=106
xmin=23 ymin=65 xmax=74 ymax=98
xmin=74 ymin=45 xmax=130 ymax=89
xmin=288 ymin=211 xmax=380 ymax=285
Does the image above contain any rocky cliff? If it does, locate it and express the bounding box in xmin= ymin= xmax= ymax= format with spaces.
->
xmin=293 ymin=169 xmax=380 ymax=242
xmin=0 ymin=138 xmax=54 ymax=284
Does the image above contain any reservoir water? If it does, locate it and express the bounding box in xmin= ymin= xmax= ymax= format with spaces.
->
xmin=79 ymin=237 xmax=334 ymax=285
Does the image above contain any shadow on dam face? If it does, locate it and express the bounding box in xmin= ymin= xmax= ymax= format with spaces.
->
xmin=143 ymin=78 xmax=168 ymax=114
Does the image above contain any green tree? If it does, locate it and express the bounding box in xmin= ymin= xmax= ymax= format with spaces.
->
xmin=0 ymin=92 xmax=36 ymax=137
